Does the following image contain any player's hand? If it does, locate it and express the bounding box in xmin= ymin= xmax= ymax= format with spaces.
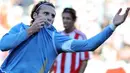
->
xmin=113 ymin=8 xmax=130 ymax=27
xmin=27 ymin=17 xmax=47 ymax=36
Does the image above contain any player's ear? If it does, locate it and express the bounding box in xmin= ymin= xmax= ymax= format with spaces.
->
xmin=33 ymin=12 xmax=38 ymax=19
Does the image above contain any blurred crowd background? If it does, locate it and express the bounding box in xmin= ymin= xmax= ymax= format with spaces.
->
xmin=0 ymin=0 xmax=130 ymax=73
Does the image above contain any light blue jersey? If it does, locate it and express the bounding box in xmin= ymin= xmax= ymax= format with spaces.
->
xmin=0 ymin=23 xmax=115 ymax=73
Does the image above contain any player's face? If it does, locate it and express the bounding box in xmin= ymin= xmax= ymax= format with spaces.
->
xmin=35 ymin=5 xmax=56 ymax=25
xmin=62 ymin=12 xmax=75 ymax=30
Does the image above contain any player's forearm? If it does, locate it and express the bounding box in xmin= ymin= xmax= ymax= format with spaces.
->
xmin=61 ymin=24 xmax=115 ymax=52
xmin=27 ymin=28 xmax=35 ymax=36
xmin=73 ymin=24 xmax=114 ymax=51
xmin=79 ymin=60 xmax=88 ymax=73
xmin=0 ymin=30 xmax=28 ymax=51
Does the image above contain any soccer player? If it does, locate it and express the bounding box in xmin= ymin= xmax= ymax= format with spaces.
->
xmin=0 ymin=1 xmax=129 ymax=73
xmin=50 ymin=8 xmax=89 ymax=73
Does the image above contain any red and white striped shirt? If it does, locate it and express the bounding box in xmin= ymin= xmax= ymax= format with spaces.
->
xmin=51 ymin=29 xmax=89 ymax=73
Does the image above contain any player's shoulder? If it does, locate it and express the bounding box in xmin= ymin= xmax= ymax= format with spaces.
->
xmin=11 ymin=22 xmax=28 ymax=29
xmin=10 ymin=22 xmax=29 ymax=32
xmin=74 ymin=29 xmax=86 ymax=38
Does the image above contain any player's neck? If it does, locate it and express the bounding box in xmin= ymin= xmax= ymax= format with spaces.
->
xmin=64 ymin=26 xmax=75 ymax=33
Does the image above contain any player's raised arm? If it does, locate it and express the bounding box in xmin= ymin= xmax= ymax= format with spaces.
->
xmin=55 ymin=8 xmax=130 ymax=52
